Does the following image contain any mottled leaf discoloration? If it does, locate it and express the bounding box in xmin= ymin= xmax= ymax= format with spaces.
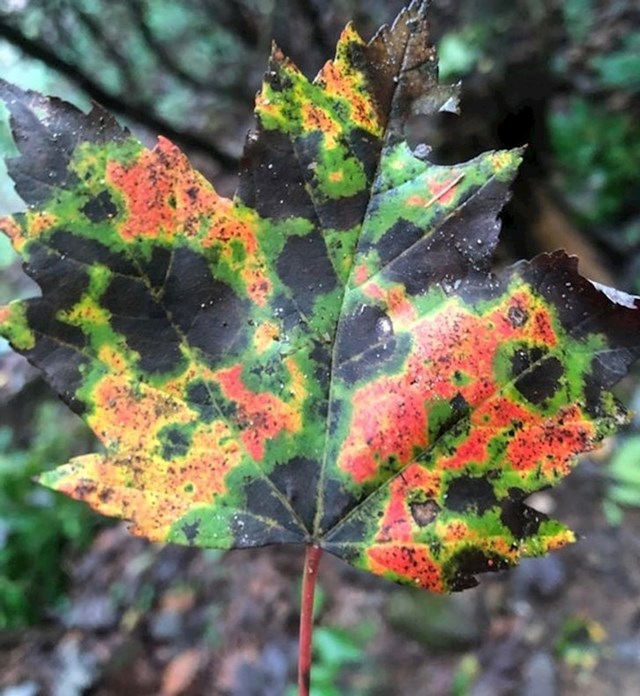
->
xmin=2 ymin=1 xmax=640 ymax=592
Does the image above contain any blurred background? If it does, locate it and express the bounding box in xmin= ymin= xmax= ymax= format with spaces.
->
xmin=0 ymin=0 xmax=640 ymax=694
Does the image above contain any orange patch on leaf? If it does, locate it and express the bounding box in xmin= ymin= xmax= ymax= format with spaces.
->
xmin=506 ymin=404 xmax=595 ymax=478
xmin=97 ymin=345 xmax=129 ymax=374
xmin=48 ymin=451 xmax=222 ymax=542
xmin=242 ymin=267 xmax=272 ymax=307
xmin=380 ymin=284 xmax=418 ymax=328
xmin=27 ymin=211 xmax=57 ymax=236
xmin=338 ymin=376 xmax=430 ymax=483
xmin=285 ymin=356 xmax=307 ymax=403
xmin=352 ymin=263 xmax=370 ymax=286
xmin=441 ymin=519 xmax=470 ymax=542
xmin=176 ymin=422 xmax=242 ymax=497
xmin=201 ymin=202 xmax=271 ymax=306
xmin=202 ymin=198 xmax=259 ymax=255
xmin=316 ymin=26 xmax=382 ymax=136
xmin=368 ymin=544 xmax=444 ymax=592
xmin=338 ymin=292 xmax=562 ymax=484
xmin=89 ymin=375 xmax=192 ymax=451
xmin=0 ymin=216 xmax=25 ymax=251
xmin=301 ymin=103 xmax=340 ymax=147
xmin=254 ymin=321 xmax=281 ymax=353
xmin=107 ymin=137 xmax=221 ymax=243
xmin=214 ymin=363 xmax=302 ymax=461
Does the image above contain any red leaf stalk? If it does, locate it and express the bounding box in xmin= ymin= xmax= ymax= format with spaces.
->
xmin=298 ymin=543 xmax=323 ymax=696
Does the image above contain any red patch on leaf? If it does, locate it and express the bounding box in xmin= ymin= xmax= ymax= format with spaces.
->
xmin=107 ymin=137 xmax=220 ymax=242
xmin=215 ymin=364 xmax=300 ymax=461
xmin=338 ymin=291 xmax=560 ymax=483
xmin=368 ymin=543 xmax=444 ymax=591
xmin=376 ymin=465 xmax=441 ymax=542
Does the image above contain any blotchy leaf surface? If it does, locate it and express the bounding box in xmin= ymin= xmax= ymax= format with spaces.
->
xmin=2 ymin=1 xmax=640 ymax=591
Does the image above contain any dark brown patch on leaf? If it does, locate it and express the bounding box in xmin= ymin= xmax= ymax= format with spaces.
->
xmin=507 ymin=304 xmax=529 ymax=328
xmin=410 ymin=499 xmax=440 ymax=527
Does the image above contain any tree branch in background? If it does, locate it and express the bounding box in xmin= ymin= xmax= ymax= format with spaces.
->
xmin=70 ymin=6 xmax=141 ymax=96
xmin=199 ymin=0 xmax=261 ymax=49
xmin=0 ymin=16 xmax=239 ymax=170
xmin=128 ymin=2 xmax=214 ymax=90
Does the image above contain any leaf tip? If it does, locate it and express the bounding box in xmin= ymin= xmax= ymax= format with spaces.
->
xmin=590 ymin=281 xmax=640 ymax=310
xmin=268 ymin=40 xmax=286 ymax=65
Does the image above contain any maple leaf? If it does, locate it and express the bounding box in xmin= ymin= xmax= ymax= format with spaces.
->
xmin=1 ymin=1 xmax=640 ymax=601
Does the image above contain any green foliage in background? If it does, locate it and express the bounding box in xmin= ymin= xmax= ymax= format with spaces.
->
xmin=437 ymin=27 xmax=485 ymax=81
xmin=285 ymin=622 xmax=376 ymax=696
xmin=603 ymin=435 xmax=640 ymax=525
xmin=561 ymin=0 xmax=595 ymax=43
xmin=555 ymin=615 xmax=607 ymax=679
xmin=549 ymin=98 xmax=640 ymax=225
xmin=451 ymin=655 xmax=479 ymax=696
xmin=591 ymin=32 xmax=640 ymax=92
xmin=0 ymin=401 xmax=102 ymax=628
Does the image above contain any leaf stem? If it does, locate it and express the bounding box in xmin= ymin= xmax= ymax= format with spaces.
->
xmin=298 ymin=543 xmax=322 ymax=696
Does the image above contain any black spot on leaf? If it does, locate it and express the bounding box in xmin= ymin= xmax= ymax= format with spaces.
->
xmin=237 ymin=126 xmax=310 ymax=221
xmin=318 ymin=477 xmax=374 ymax=538
xmin=1 ymin=81 xmax=127 ymax=206
xmin=500 ymin=491 xmax=545 ymax=539
xmin=514 ymin=355 xmax=564 ymax=405
xmin=162 ymin=247 xmax=249 ymax=365
xmin=235 ymin=478 xmax=306 ymax=541
xmin=143 ymin=245 xmax=172 ymax=289
xmin=269 ymin=456 xmax=320 ymax=532
xmin=335 ymin=304 xmax=393 ymax=364
xmin=510 ymin=345 xmax=546 ymax=376
xmin=382 ymin=178 xmax=511 ymax=295
xmin=229 ymin=512 xmax=301 ymax=546
xmin=181 ymin=520 xmax=200 ymax=544
xmin=82 ymin=190 xmax=118 ymax=222
xmin=24 ymin=243 xmax=91 ymax=350
xmin=159 ymin=425 xmax=192 ymax=460
xmin=336 ymin=331 xmax=410 ymax=385
xmin=376 ymin=220 xmax=424 ymax=269
xmin=186 ymin=380 xmax=218 ymax=423
xmin=21 ymin=333 xmax=88 ymax=415
xmin=445 ymin=548 xmax=511 ymax=591
xmin=26 ymin=241 xmax=90 ymax=300
xmin=276 ymin=231 xmax=338 ymax=316
xmin=49 ymin=229 xmax=137 ymax=276
xmin=445 ymin=476 xmax=497 ymax=515
xmin=102 ymin=274 xmax=165 ymax=318
xmin=310 ymin=340 xmax=332 ymax=393
xmin=101 ymin=273 xmax=185 ymax=374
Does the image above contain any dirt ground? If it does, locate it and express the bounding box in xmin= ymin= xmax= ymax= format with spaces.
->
xmin=1 ymin=449 xmax=639 ymax=696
